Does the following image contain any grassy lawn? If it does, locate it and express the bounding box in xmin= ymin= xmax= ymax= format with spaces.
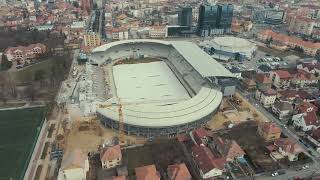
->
xmin=0 ymin=107 xmax=46 ymax=180
xmin=14 ymin=55 xmax=70 ymax=83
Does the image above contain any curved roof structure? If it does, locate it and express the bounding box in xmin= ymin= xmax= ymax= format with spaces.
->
xmin=90 ymin=39 xmax=230 ymax=130
xmin=93 ymin=39 xmax=234 ymax=78
xmin=97 ymin=87 xmax=222 ymax=127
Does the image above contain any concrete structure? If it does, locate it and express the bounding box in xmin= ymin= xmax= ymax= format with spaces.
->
xmin=289 ymin=16 xmax=315 ymax=36
xmin=255 ymin=88 xmax=277 ymax=107
xmin=57 ymin=149 xmax=89 ymax=180
xmin=90 ymin=39 xmax=233 ymax=137
xmin=100 ymin=145 xmax=122 ymax=169
xmin=200 ymin=36 xmax=257 ymax=61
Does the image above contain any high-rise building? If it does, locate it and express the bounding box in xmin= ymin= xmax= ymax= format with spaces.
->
xmin=197 ymin=4 xmax=234 ymax=37
xmin=179 ymin=7 xmax=192 ymax=27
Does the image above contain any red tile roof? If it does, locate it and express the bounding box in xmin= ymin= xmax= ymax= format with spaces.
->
xmin=274 ymin=138 xmax=303 ymax=154
xmin=191 ymin=145 xmax=225 ymax=174
xmin=256 ymin=74 xmax=272 ymax=84
xmin=304 ymin=111 xmax=320 ymax=126
xmin=193 ymin=128 xmax=208 ymax=146
xmin=297 ymin=101 xmax=318 ymax=113
xmin=260 ymin=88 xmax=277 ymax=96
xmin=274 ymin=70 xmax=292 ymax=79
xmin=260 ymin=122 xmax=282 ymax=135
xmin=100 ymin=145 xmax=122 ymax=161
xmin=135 ymin=165 xmax=160 ymax=180
xmin=167 ymin=163 xmax=191 ymax=180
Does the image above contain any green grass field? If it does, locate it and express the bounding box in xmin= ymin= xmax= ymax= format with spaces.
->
xmin=0 ymin=107 xmax=46 ymax=180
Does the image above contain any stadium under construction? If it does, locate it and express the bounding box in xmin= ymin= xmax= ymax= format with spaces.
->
xmin=85 ymin=39 xmax=234 ymax=137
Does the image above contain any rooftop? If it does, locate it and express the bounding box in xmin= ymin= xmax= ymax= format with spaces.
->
xmin=135 ymin=165 xmax=160 ymax=180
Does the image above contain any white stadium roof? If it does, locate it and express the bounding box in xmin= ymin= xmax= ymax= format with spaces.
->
xmin=93 ymin=39 xmax=234 ymax=78
xmin=97 ymin=87 xmax=222 ymax=127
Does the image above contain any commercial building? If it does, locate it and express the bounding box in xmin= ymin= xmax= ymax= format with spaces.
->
xmin=179 ymin=7 xmax=192 ymax=27
xmin=199 ymin=36 xmax=257 ymax=61
xmin=197 ymin=4 xmax=233 ymax=36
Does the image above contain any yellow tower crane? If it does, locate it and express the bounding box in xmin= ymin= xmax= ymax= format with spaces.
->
xmin=98 ymin=99 xmax=126 ymax=146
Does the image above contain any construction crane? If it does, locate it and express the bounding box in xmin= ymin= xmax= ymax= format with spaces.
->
xmin=118 ymin=101 xmax=125 ymax=145
xmin=98 ymin=99 xmax=126 ymax=146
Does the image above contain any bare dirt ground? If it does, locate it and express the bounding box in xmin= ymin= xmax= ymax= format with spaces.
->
xmin=64 ymin=119 xmax=146 ymax=155
xmin=207 ymin=97 xmax=262 ymax=131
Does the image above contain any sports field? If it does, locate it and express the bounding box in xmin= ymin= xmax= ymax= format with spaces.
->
xmin=0 ymin=107 xmax=46 ymax=180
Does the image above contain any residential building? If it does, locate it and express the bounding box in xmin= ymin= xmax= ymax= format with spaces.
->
xmin=272 ymin=101 xmax=293 ymax=120
xmin=269 ymin=138 xmax=304 ymax=161
xmin=242 ymin=78 xmax=256 ymax=91
xmin=269 ymin=70 xmax=292 ymax=89
xmin=297 ymin=61 xmax=320 ymax=74
xmin=278 ymin=90 xmax=314 ymax=103
xmin=255 ymin=87 xmax=277 ymax=107
xmin=135 ymin=165 xmax=161 ymax=180
xmin=111 ymin=28 xmax=129 ymax=41
xmin=100 ymin=145 xmax=122 ymax=169
xmin=197 ymin=4 xmax=233 ymax=36
xmin=179 ymin=7 xmax=192 ymax=27
xmin=191 ymin=145 xmax=225 ymax=179
xmin=5 ymin=43 xmax=47 ymax=64
xmin=292 ymin=102 xmax=320 ymax=131
xmin=288 ymin=16 xmax=315 ymax=36
xmin=167 ymin=163 xmax=192 ymax=180
xmin=258 ymin=122 xmax=282 ymax=141
xmin=255 ymin=74 xmax=272 ymax=89
xmin=57 ymin=149 xmax=89 ymax=180
xmin=291 ymin=70 xmax=318 ymax=88
xmin=191 ymin=128 xmax=209 ymax=146
xmin=84 ymin=32 xmax=101 ymax=47
xmin=210 ymin=136 xmax=245 ymax=162
xmin=258 ymin=30 xmax=320 ymax=56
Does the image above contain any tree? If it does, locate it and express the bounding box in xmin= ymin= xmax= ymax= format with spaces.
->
xmin=315 ymin=49 xmax=320 ymax=62
xmin=34 ymin=69 xmax=45 ymax=81
xmin=266 ymin=37 xmax=273 ymax=45
xmin=0 ymin=54 xmax=12 ymax=71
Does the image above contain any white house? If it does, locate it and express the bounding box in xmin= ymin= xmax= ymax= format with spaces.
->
xmin=292 ymin=112 xmax=320 ymax=131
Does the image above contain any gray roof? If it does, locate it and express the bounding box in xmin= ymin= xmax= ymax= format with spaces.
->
xmin=171 ymin=41 xmax=234 ymax=78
